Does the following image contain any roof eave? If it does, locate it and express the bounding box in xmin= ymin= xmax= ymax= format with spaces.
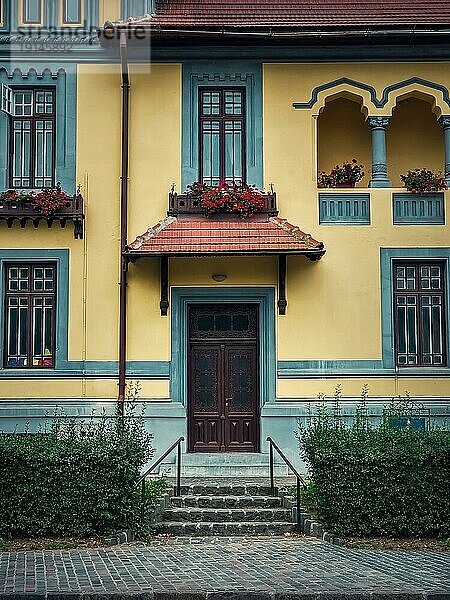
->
xmin=125 ymin=249 xmax=326 ymax=259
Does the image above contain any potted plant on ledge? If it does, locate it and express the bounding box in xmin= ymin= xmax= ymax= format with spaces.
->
xmin=0 ymin=183 xmax=71 ymax=215
xmin=318 ymin=159 xmax=364 ymax=189
xmin=186 ymin=181 xmax=266 ymax=218
xmin=400 ymin=168 xmax=448 ymax=193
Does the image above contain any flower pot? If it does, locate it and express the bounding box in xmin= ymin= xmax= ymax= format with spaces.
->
xmin=335 ymin=181 xmax=355 ymax=188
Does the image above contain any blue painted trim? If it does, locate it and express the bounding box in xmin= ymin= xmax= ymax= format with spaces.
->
xmin=393 ymin=193 xmax=445 ymax=225
xmin=293 ymin=77 xmax=450 ymax=110
xmin=121 ymin=0 xmax=155 ymax=19
xmin=5 ymin=0 xmax=99 ymax=31
xmin=318 ymin=192 xmax=370 ymax=225
xmin=171 ymin=287 xmax=276 ymax=405
xmin=0 ymin=64 xmax=77 ymax=193
xmin=0 ymin=360 xmax=170 ymax=378
xmin=277 ymin=361 xmax=450 ymax=378
xmin=380 ymin=248 xmax=450 ymax=370
xmin=2 ymin=43 xmax=450 ymax=63
xmin=182 ymin=62 xmax=263 ymax=191
xmin=0 ymin=249 xmax=69 ymax=370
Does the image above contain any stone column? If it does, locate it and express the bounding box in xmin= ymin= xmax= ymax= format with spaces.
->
xmin=438 ymin=116 xmax=450 ymax=186
xmin=367 ymin=116 xmax=392 ymax=188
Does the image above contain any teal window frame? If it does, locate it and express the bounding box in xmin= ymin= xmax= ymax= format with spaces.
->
xmin=182 ymin=62 xmax=263 ymax=191
xmin=170 ymin=287 xmax=276 ymax=406
xmin=5 ymin=0 xmax=98 ymax=31
xmin=380 ymin=248 xmax=450 ymax=372
xmin=0 ymin=249 xmax=69 ymax=372
xmin=0 ymin=65 xmax=76 ymax=193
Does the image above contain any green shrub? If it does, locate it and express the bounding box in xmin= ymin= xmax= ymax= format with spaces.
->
xmin=297 ymin=390 xmax=450 ymax=537
xmin=0 ymin=400 xmax=152 ymax=538
xmin=144 ymin=477 xmax=169 ymax=508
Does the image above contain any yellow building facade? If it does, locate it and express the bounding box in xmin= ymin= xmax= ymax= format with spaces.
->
xmin=1 ymin=1 xmax=449 ymax=467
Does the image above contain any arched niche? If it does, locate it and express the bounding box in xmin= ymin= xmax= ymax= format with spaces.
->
xmin=386 ymin=96 xmax=445 ymax=187
xmin=317 ymin=95 xmax=371 ymax=188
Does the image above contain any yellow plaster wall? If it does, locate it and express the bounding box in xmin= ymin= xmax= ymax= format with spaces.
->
xmin=99 ymin=0 xmax=121 ymax=23
xmin=0 ymin=379 xmax=169 ymax=399
xmin=77 ymin=64 xmax=122 ymax=360
xmin=277 ymin=378 xmax=450 ymax=399
xmin=318 ymin=97 xmax=372 ymax=188
xmin=5 ymin=60 xmax=450 ymax=402
xmin=387 ymin=97 xmax=445 ymax=187
xmin=263 ymin=63 xmax=450 ymax=370
xmin=77 ymin=63 xmax=180 ymax=363
xmin=170 ymin=257 xmax=277 ymax=287
xmin=128 ymin=64 xmax=181 ymax=242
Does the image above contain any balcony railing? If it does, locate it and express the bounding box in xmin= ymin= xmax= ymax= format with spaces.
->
xmin=168 ymin=190 xmax=278 ymax=216
xmin=0 ymin=193 xmax=85 ymax=239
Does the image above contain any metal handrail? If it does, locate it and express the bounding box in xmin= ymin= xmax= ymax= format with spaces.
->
xmin=138 ymin=436 xmax=184 ymax=524
xmin=267 ymin=436 xmax=306 ymax=531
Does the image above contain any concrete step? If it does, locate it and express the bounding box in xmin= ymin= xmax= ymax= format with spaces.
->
xmin=170 ymin=495 xmax=283 ymax=508
xmin=159 ymin=452 xmax=290 ymax=478
xmin=178 ymin=483 xmax=276 ymax=496
xmin=163 ymin=507 xmax=291 ymax=523
xmin=153 ymin=521 xmax=294 ymax=536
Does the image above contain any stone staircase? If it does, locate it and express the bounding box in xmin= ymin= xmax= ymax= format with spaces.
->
xmin=159 ymin=452 xmax=290 ymax=478
xmin=153 ymin=480 xmax=296 ymax=536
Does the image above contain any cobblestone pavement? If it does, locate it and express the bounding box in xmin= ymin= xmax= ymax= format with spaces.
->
xmin=0 ymin=536 xmax=449 ymax=598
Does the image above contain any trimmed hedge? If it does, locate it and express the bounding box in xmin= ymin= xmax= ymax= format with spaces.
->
xmin=297 ymin=395 xmax=450 ymax=537
xmin=0 ymin=408 xmax=152 ymax=537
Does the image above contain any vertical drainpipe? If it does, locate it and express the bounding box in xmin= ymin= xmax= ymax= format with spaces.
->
xmin=118 ymin=31 xmax=130 ymax=416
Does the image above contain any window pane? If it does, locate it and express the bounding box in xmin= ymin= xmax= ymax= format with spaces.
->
xmin=4 ymin=263 xmax=56 ymax=369
xmin=215 ymin=315 xmax=231 ymax=331
xmin=394 ymin=261 xmax=446 ymax=368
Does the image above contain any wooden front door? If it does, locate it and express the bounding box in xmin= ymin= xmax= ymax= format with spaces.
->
xmin=188 ymin=304 xmax=259 ymax=452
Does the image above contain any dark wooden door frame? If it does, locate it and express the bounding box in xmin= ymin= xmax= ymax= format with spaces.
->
xmin=187 ymin=304 xmax=260 ymax=453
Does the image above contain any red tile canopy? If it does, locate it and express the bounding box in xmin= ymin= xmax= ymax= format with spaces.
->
xmin=127 ymin=215 xmax=325 ymax=259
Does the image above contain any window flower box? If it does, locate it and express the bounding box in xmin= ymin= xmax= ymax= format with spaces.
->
xmin=0 ymin=186 xmax=84 ymax=239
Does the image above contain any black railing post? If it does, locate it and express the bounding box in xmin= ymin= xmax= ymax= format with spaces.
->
xmin=137 ymin=436 xmax=185 ymax=523
xmin=176 ymin=440 xmax=182 ymax=496
xmin=267 ymin=436 xmax=307 ymax=533
xmin=269 ymin=442 xmax=274 ymax=496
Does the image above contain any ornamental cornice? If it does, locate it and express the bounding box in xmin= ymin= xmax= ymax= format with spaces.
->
xmin=367 ymin=116 xmax=390 ymax=129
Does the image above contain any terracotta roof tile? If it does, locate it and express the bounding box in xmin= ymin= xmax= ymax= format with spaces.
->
xmin=127 ymin=216 xmax=325 ymax=257
xmin=123 ymin=0 xmax=450 ymax=28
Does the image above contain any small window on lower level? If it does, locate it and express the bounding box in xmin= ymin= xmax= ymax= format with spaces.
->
xmin=393 ymin=261 xmax=447 ymax=367
xmin=3 ymin=262 xmax=56 ymax=368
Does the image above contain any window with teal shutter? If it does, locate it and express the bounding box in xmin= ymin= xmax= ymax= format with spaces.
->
xmin=1 ymin=86 xmax=55 ymax=188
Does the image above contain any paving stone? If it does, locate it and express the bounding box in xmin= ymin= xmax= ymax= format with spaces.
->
xmin=1 ymin=537 xmax=449 ymax=596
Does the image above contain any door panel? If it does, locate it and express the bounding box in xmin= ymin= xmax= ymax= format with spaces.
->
xmin=224 ymin=346 xmax=258 ymax=451
xmin=189 ymin=345 xmax=222 ymax=452
xmin=188 ymin=305 xmax=259 ymax=453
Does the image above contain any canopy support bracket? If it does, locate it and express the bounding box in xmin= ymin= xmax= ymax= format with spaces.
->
xmin=278 ymin=254 xmax=287 ymax=315
xmin=160 ymin=256 xmax=169 ymax=316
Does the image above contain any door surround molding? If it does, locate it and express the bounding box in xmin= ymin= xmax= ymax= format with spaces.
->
xmin=170 ymin=287 xmax=276 ymax=407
